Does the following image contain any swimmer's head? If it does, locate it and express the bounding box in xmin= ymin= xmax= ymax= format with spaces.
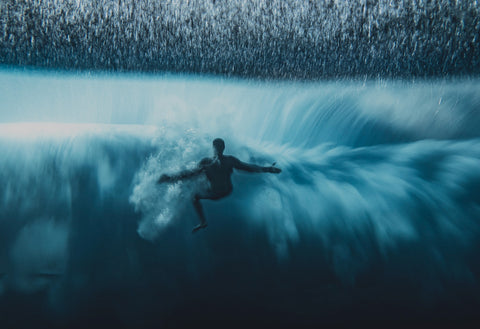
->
xmin=213 ymin=138 xmax=225 ymax=155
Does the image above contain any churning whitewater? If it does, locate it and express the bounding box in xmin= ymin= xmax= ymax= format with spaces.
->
xmin=1 ymin=70 xmax=480 ymax=327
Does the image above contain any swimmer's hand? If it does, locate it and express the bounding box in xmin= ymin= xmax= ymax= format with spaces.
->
xmin=267 ymin=167 xmax=281 ymax=173
xmin=158 ymin=174 xmax=173 ymax=183
xmin=265 ymin=162 xmax=281 ymax=174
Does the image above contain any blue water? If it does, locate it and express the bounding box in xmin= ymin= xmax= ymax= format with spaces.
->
xmin=1 ymin=70 xmax=480 ymax=327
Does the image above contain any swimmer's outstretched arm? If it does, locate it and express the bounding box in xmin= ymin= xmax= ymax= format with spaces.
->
xmin=232 ymin=157 xmax=281 ymax=174
xmin=158 ymin=167 xmax=204 ymax=183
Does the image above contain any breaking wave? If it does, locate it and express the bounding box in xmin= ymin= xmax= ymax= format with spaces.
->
xmin=1 ymin=70 xmax=480 ymax=327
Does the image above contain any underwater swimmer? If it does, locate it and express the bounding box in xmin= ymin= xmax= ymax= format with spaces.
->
xmin=158 ymin=138 xmax=281 ymax=233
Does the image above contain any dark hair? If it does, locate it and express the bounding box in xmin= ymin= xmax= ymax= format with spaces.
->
xmin=213 ymin=138 xmax=225 ymax=154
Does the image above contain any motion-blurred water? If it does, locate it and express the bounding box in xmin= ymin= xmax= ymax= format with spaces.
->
xmin=1 ymin=70 xmax=480 ymax=327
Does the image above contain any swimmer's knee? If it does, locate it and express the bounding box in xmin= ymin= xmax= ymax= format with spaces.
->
xmin=193 ymin=194 xmax=201 ymax=203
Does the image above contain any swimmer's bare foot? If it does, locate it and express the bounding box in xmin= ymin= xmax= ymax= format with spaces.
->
xmin=192 ymin=223 xmax=208 ymax=233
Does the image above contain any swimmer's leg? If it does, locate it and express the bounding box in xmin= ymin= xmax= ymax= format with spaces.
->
xmin=192 ymin=190 xmax=231 ymax=233
xmin=192 ymin=193 xmax=208 ymax=233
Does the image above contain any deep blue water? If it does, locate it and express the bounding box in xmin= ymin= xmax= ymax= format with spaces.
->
xmin=1 ymin=70 xmax=480 ymax=327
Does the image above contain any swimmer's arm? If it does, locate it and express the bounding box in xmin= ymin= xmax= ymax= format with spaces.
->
xmin=158 ymin=168 xmax=203 ymax=183
xmin=231 ymin=157 xmax=281 ymax=174
xmin=158 ymin=160 xmax=208 ymax=183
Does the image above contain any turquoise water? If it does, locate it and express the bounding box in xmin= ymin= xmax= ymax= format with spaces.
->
xmin=1 ymin=70 xmax=480 ymax=327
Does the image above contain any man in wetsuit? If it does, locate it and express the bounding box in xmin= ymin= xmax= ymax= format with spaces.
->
xmin=158 ymin=138 xmax=281 ymax=232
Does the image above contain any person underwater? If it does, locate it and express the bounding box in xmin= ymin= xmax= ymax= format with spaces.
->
xmin=158 ymin=138 xmax=281 ymax=232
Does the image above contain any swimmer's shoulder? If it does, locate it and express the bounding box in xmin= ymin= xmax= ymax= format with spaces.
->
xmin=223 ymin=155 xmax=240 ymax=166
xmin=199 ymin=157 xmax=214 ymax=166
